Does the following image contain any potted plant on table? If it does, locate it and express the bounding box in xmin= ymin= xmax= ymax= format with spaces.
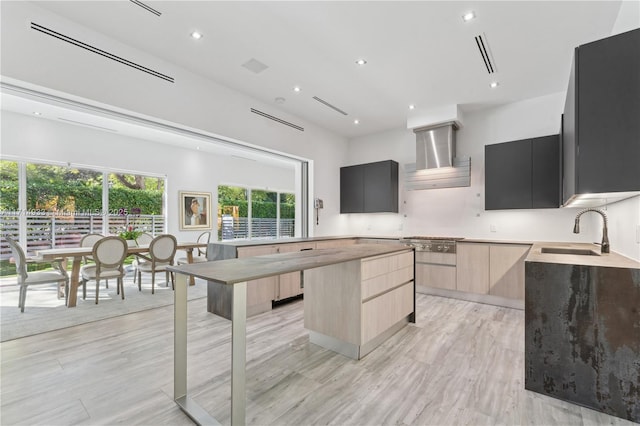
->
xmin=119 ymin=226 xmax=142 ymax=247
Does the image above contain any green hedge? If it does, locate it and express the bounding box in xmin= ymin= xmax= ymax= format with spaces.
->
xmin=219 ymin=199 xmax=295 ymax=219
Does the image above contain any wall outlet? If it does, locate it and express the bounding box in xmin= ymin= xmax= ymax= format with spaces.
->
xmin=490 ymin=224 xmax=497 ymax=232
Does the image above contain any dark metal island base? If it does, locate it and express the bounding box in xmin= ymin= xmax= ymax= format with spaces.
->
xmin=524 ymin=243 xmax=640 ymax=423
xmin=169 ymin=244 xmax=414 ymax=426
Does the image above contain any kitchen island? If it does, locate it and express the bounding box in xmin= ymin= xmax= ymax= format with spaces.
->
xmin=169 ymin=243 xmax=414 ymax=425
xmin=524 ymin=242 xmax=640 ymax=422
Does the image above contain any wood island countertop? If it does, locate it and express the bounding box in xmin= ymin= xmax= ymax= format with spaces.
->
xmin=169 ymin=243 xmax=413 ymax=284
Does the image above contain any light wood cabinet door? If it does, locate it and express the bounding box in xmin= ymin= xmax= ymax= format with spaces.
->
xmin=416 ymin=264 xmax=456 ymax=290
xmin=237 ymin=245 xmax=278 ymax=306
xmin=277 ymin=242 xmax=315 ymax=300
xmin=489 ymin=244 xmax=530 ymax=300
xmin=314 ymin=239 xmax=357 ymax=249
xmin=456 ymin=243 xmax=489 ymax=294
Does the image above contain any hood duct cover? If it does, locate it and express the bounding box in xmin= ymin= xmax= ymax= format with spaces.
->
xmin=414 ymin=122 xmax=458 ymax=169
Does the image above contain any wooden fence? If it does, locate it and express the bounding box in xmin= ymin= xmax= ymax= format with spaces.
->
xmin=0 ymin=212 xmax=165 ymax=258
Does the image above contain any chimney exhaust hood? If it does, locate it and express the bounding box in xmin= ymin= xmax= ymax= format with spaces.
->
xmin=413 ymin=122 xmax=459 ymax=170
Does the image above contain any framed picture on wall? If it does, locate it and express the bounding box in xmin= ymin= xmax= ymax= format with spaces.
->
xmin=179 ymin=191 xmax=212 ymax=230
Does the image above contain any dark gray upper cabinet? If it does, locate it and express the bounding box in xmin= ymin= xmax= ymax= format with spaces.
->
xmin=340 ymin=160 xmax=398 ymax=213
xmin=485 ymin=135 xmax=560 ymax=210
xmin=532 ymin=135 xmax=561 ymax=208
xmin=563 ymin=28 xmax=640 ymax=204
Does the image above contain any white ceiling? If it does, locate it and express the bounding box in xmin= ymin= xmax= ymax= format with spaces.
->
xmin=1 ymin=0 xmax=627 ymax=153
xmin=21 ymin=0 xmax=623 ymax=140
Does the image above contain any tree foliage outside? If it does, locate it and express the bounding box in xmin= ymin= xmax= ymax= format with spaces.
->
xmin=0 ymin=161 xmax=163 ymax=215
xmin=218 ymin=186 xmax=294 ymax=219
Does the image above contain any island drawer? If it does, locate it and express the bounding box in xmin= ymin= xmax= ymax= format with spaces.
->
xmin=361 ymin=250 xmax=413 ymax=281
xmin=361 ymin=282 xmax=413 ymax=344
xmin=361 ymin=266 xmax=413 ymax=300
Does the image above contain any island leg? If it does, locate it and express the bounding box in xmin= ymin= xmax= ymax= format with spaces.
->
xmin=231 ymin=281 xmax=247 ymax=426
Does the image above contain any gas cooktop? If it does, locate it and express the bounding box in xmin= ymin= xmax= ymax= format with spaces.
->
xmin=401 ymin=236 xmax=465 ymax=241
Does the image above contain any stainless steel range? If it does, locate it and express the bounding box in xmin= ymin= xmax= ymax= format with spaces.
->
xmin=400 ymin=236 xmax=464 ymax=253
xmin=401 ymin=236 xmax=464 ymax=291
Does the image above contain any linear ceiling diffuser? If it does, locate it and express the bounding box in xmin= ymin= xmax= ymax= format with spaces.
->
xmin=475 ymin=33 xmax=496 ymax=74
xmin=30 ymin=22 xmax=174 ymax=83
xmin=129 ymin=0 xmax=162 ymax=16
xmin=250 ymin=108 xmax=304 ymax=131
xmin=312 ymin=96 xmax=348 ymax=116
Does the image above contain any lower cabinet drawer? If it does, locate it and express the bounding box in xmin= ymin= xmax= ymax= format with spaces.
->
xmin=361 ymin=282 xmax=413 ymax=344
xmin=361 ymin=250 xmax=413 ymax=280
xmin=361 ymin=266 xmax=413 ymax=300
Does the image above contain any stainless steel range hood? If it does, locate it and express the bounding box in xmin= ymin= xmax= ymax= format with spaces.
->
xmin=413 ymin=122 xmax=458 ymax=169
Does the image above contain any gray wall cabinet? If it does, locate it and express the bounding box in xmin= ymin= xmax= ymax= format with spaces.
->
xmin=562 ymin=28 xmax=640 ymax=204
xmin=340 ymin=160 xmax=399 ymax=213
xmin=485 ymin=135 xmax=560 ymax=210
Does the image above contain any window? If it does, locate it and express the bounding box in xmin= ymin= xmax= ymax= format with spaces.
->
xmin=25 ymin=163 xmax=103 ymax=251
xmin=218 ymin=185 xmax=295 ymax=241
xmin=0 ymin=160 xmax=166 ymax=266
xmin=279 ymin=193 xmax=295 ymax=238
xmin=107 ymin=172 xmax=165 ymax=236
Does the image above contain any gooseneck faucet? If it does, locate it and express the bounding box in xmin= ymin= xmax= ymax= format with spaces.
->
xmin=573 ymin=208 xmax=610 ymax=253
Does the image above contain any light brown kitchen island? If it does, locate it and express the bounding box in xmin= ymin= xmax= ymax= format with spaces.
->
xmin=169 ymin=244 xmax=414 ymax=426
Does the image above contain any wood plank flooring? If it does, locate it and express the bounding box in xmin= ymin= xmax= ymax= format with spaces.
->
xmin=0 ymin=293 xmax=636 ymax=425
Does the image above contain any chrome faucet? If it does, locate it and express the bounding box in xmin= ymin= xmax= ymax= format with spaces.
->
xmin=573 ymin=208 xmax=610 ymax=253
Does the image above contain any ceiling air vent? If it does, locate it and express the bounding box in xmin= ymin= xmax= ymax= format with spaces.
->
xmin=474 ymin=33 xmax=496 ymax=74
xmin=312 ymin=96 xmax=348 ymax=116
xmin=129 ymin=0 xmax=161 ymax=16
xmin=250 ymin=108 xmax=304 ymax=132
xmin=242 ymin=58 xmax=269 ymax=74
xmin=30 ymin=22 xmax=174 ymax=83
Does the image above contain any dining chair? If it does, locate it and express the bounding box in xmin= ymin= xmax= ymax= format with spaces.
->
xmin=5 ymin=236 xmax=69 ymax=313
xmin=176 ymin=231 xmax=211 ymax=266
xmin=79 ymin=233 xmax=104 ymax=264
xmin=136 ymin=234 xmax=177 ymax=294
xmin=132 ymin=232 xmax=154 ymax=284
xmin=80 ymin=236 xmax=128 ymax=304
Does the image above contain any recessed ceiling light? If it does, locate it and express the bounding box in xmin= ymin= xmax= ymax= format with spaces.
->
xmin=33 ymin=111 xmax=42 ymax=116
xmin=490 ymin=81 xmax=499 ymax=88
xmin=462 ymin=11 xmax=476 ymax=22
xmin=408 ymin=104 xmax=415 ymax=110
xmin=354 ymin=119 xmax=360 ymax=125
xmin=293 ymin=86 xmax=301 ymax=93
xmin=355 ymin=59 xmax=367 ymax=66
xmin=190 ymin=31 xmax=203 ymax=40
xmin=196 ymin=146 xmax=200 ymax=150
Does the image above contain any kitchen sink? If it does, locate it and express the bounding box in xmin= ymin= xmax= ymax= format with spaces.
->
xmin=540 ymin=247 xmax=600 ymax=256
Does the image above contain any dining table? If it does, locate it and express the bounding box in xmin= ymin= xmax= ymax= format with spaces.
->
xmin=35 ymin=241 xmax=207 ymax=307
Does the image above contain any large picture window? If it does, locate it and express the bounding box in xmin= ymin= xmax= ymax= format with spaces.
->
xmin=218 ymin=185 xmax=295 ymax=241
xmin=0 ymin=160 xmax=166 ymax=270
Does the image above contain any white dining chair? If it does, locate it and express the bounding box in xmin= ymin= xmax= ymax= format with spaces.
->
xmin=5 ymin=236 xmax=69 ymax=312
xmin=136 ymin=234 xmax=177 ymax=294
xmin=80 ymin=236 xmax=128 ymax=304
xmin=176 ymin=231 xmax=211 ymax=265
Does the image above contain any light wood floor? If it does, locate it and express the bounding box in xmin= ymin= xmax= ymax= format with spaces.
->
xmin=0 ymin=293 xmax=635 ymax=425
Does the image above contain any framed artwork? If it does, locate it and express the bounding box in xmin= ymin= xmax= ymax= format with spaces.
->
xmin=179 ymin=191 xmax=212 ymax=230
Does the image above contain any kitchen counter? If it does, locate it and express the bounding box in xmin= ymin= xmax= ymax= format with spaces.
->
xmin=526 ymin=242 xmax=640 ymax=268
xmin=169 ymin=244 xmax=415 ymax=425
xmin=180 ymin=243 xmax=411 ymax=284
xmin=525 ymin=244 xmax=640 ymax=421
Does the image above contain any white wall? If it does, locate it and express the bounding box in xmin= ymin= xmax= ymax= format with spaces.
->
xmin=346 ymin=93 xmax=640 ymax=260
xmin=0 ymin=1 xmax=349 ymax=237
xmin=1 ymin=111 xmax=296 ymax=242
